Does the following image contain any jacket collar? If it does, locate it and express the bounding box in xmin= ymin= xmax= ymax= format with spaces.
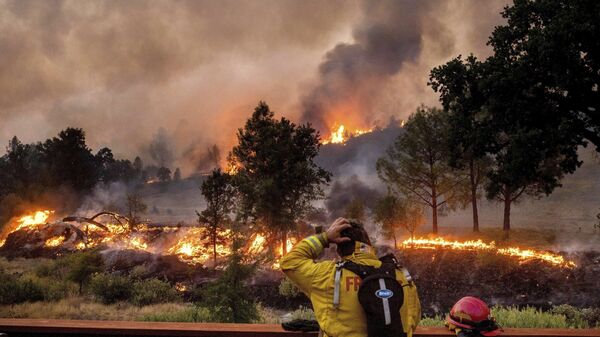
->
xmin=341 ymin=241 xmax=378 ymax=262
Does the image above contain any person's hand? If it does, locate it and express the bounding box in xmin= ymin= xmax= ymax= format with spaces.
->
xmin=326 ymin=218 xmax=352 ymax=244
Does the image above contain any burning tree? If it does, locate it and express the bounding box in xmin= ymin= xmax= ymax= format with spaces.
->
xmin=198 ymin=168 xmax=235 ymax=268
xmin=376 ymin=106 xmax=466 ymax=233
xmin=229 ymin=101 xmax=331 ymax=254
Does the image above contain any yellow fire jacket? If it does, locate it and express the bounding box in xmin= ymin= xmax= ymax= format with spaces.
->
xmin=280 ymin=233 xmax=421 ymax=337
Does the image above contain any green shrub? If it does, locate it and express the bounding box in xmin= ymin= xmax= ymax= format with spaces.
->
xmin=33 ymin=259 xmax=57 ymax=278
xmin=419 ymin=315 xmax=445 ymax=327
xmin=278 ymin=278 xmax=300 ymax=298
xmin=65 ymin=250 xmax=104 ymax=294
xmin=196 ymin=240 xmax=258 ymax=323
xmin=290 ymin=306 xmax=315 ymax=321
xmin=581 ymin=308 xmax=600 ymax=328
xmin=550 ymin=304 xmax=595 ymax=328
xmin=492 ymin=306 xmax=569 ymax=328
xmin=43 ymin=280 xmax=76 ymax=301
xmin=0 ymin=272 xmax=44 ymax=304
xmin=90 ymin=273 xmax=133 ymax=304
xmin=131 ymin=278 xmax=180 ymax=306
xmin=139 ymin=305 xmax=211 ymax=322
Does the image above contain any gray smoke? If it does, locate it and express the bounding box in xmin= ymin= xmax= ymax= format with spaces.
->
xmin=325 ymin=175 xmax=383 ymax=221
xmin=301 ymin=0 xmax=436 ymax=131
xmin=301 ymin=0 xmax=508 ymax=132
xmin=148 ymin=128 xmax=174 ymax=168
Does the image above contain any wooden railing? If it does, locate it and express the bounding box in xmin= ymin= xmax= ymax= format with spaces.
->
xmin=0 ymin=319 xmax=598 ymax=337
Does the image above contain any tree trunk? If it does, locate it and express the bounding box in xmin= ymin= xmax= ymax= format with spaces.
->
xmin=503 ymin=185 xmax=511 ymax=240
xmin=393 ymin=233 xmax=397 ymax=249
xmin=281 ymin=231 xmax=287 ymax=255
xmin=213 ymin=234 xmax=217 ymax=269
xmin=431 ymin=187 xmax=438 ymax=234
xmin=470 ymin=159 xmax=479 ymax=232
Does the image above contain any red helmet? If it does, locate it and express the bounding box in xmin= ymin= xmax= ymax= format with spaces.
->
xmin=446 ymin=296 xmax=501 ymax=336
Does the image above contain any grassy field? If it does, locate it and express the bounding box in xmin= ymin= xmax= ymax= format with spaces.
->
xmin=0 ymin=298 xmax=598 ymax=328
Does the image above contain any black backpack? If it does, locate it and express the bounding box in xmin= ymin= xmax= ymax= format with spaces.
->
xmin=337 ymin=254 xmax=408 ymax=337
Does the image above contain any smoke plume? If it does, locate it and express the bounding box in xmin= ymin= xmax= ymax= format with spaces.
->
xmin=301 ymin=0 xmax=508 ymax=133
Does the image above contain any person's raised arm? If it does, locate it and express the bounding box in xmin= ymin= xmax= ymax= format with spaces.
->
xmin=279 ymin=218 xmax=351 ymax=295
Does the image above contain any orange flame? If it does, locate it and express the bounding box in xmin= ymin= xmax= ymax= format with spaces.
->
xmin=400 ymin=237 xmax=576 ymax=268
xmin=45 ymin=236 xmax=65 ymax=247
xmin=321 ymin=124 xmax=373 ymax=145
xmin=166 ymin=228 xmax=233 ymax=265
xmin=15 ymin=210 xmax=53 ymax=231
xmin=0 ymin=210 xmax=55 ymax=247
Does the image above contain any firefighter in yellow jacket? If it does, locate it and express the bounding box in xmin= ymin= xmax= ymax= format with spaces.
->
xmin=280 ymin=218 xmax=421 ymax=337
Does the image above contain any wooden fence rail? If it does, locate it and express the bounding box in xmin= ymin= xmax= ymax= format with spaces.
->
xmin=0 ymin=319 xmax=598 ymax=337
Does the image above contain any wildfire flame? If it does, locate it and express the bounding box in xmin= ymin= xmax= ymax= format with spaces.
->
xmin=166 ymin=228 xmax=233 ymax=265
xmin=45 ymin=236 xmax=66 ymax=247
xmin=127 ymin=236 xmax=148 ymax=250
xmin=0 ymin=210 xmax=54 ymax=247
xmin=401 ymin=237 xmax=576 ymax=268
xmin=322 ymin=124 xmax=374 ymax=145
xmin=15 ymin=210 xmax=53 ymax=232
xmin=272 ymin=236 xmax=296 ymax=269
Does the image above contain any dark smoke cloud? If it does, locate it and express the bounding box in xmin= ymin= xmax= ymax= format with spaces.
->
xmin=301 ymin=0 xmax=508 ymax=133
xmin=325 ymin=175 xmax=383 ymax=221
xmin=301 ymin=0 xmax=434 ymax=131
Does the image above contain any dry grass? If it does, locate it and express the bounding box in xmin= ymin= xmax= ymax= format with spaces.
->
xmin=0 ymin=297 xmax=189 ymax=321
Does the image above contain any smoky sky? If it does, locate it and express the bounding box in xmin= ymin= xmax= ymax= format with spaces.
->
xmin=0 ymin=0 xmax=508 ymax=175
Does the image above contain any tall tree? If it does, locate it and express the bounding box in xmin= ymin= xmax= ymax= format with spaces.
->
xmin=402 ymin=204 xmax=425 ymax=242
xmin=42 ymin=128 xmax=98 ymax=191
xmin=157 ymin=167 xmax=172 ymax=182
xmin=488 ymin=0 xmax=600 ymax=151
xmin=133 ymin=156 xmax=143 ymax=178
xmin=429 ymin=55 xmax=490 ymax=232
xmin=198 ymin=168 xmax=235 ymax=268
xmin=373 ymin=193 xmax=405 ymax=248
xmin=229 ymin=102 xmax=331 ymax=254
xmin=377 ymin=106 xmax=466 ymax=233
xmin=478 ymin=52 xmax=581 ymax=237
xmin=3 ymin=136 xmax=44 ymax=197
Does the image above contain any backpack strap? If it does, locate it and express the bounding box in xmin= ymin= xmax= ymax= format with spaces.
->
xmin=343 ymin=261 xmax=377 ymax=279
xmin=380 ymin=253 xmax=414 ymax=286
xmin=333 ymin=261 xmax=345 ymax=308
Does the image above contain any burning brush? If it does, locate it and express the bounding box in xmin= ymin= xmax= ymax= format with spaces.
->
xmin=400 ymin=237 xmax=576 ymax=268
xmin=0 ymin=210 xmax=296 ymax=270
